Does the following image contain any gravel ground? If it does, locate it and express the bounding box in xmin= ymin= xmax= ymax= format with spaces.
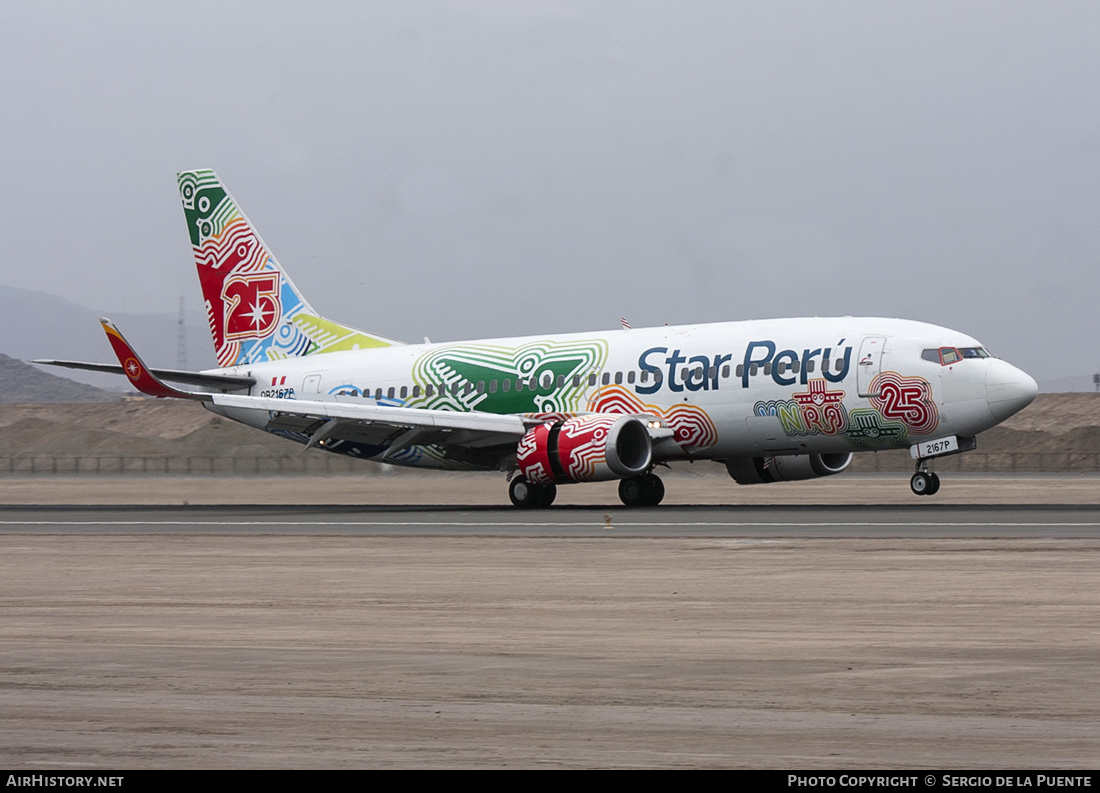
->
xmin=1 ymin=532 xmax=1097 ymax=768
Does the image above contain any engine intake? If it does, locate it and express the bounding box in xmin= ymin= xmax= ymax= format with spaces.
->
xmin=518 ymin=415 xmax=652 ymax=484
xmin=725 ymin=453 xmax=853 ymax=485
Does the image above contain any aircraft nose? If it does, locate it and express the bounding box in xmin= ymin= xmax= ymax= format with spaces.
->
xmin=986 ymin=360 xmax=1038 ymax=422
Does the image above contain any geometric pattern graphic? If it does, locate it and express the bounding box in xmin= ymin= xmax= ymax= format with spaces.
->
xmin=516 ymin=415 xmax=638 ymax=484
xmin=868 ymin=371 xmax=939 ymax=437
xmin=554 ymin=415 xmax=619 ymax=481
xmin=755 ymin=379 xmax=848 ymax=437
xmin=407 ymin=339 xmax=608 ymax=414
xmin=178 ymin=169 xmax=393 ymax=367
xmin=844 ymin=408 xmax=909 ymax=449
xmin=586 ymin=386 xmax=718 ymax=450
xmin=791 ymin=379 xmax=848 ymax=435
xmin=756 ymin=373 xmax=939 ymax=448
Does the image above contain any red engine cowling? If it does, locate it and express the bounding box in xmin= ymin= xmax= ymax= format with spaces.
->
xmin=725 ymin=453 xmax=853 ymax=485
xmin=517 ymin=415 xmax=653 ymax=484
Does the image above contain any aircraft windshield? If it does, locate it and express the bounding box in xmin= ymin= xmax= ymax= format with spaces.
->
xmin=922 ymin=346 xmax=992 ymax=365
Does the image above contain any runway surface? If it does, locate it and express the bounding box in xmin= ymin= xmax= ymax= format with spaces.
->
xmin=2 ymin=503 xmax=1100 ymax=537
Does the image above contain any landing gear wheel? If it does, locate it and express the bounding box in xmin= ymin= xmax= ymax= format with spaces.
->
xmin=642 ymin=473 xmax=665 ymax=506
xmin=618 ymin=476 xmax=646 ymax=507
xmin=926 ymin=472 xmax=941 ymax=496
xmin=910 ymin=472 xmax=932 ymax=496
xmin=618 ymin=474 xmax=665 ymax=507
xmin=535 ymin=483 xmax=557 ymax=508
xmin=510 ymin=478 xmax=556 ymax=508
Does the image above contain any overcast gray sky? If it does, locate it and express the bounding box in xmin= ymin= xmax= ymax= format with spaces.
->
xmin=1 ymin=1 xmax=1097 ymax=382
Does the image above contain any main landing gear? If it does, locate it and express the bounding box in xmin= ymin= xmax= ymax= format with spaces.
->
xmin=507 ymin=472 xmax=667 ymax=508
xmin=509 ymin=477 xmax=557 ymax=508
xmin=910 ymin=463 xmax=941 ymax=496
xmin=617 ymin=473 xmax=665 ymax=507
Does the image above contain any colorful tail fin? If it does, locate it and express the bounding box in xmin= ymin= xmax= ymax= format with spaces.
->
xmin=178 ymin=169 xmax=399 ymax=368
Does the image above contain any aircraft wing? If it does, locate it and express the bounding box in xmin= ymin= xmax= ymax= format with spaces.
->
xmin=212 ymin=393 xmax=533 ymax=461
xmin=84 ymin=317 xmax=533 ymax=460
xmin=84 ymin=317 xmax=673 ymax=466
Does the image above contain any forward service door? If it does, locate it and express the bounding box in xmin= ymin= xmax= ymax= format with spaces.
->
xmin=856 ymin=336 xmax=886 ymax=397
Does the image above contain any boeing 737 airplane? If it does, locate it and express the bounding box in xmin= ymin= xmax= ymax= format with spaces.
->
xmin=38 ymin=170 xmax=1039 ymax=507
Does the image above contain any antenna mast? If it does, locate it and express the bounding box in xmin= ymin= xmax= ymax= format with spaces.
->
xmin=176 ymin=295 xmax=187 ymax=369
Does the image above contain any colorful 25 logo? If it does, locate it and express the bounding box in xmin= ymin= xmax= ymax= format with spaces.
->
xmin=222 ymin=272 xmax=282 ymax=340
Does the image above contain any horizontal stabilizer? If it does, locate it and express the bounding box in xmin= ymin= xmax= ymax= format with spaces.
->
xmin=33 ymin=359 xmax=255 ymax=392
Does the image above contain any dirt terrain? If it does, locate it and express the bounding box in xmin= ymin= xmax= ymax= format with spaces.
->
xmin=1 ymin=393 xmax=1097 ymax=460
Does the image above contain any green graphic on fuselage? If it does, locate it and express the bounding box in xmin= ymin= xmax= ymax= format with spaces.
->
xmin=408 ymin=339 xmax=608 ymax=415
xmin=843 ymin=408 xmax=909 ymax=449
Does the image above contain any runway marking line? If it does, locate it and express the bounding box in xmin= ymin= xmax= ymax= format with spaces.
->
xmin=3 ymin=520 xmax=1100 ymax=528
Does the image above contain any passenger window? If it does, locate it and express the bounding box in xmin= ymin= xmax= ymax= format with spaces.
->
xmin=400 ymin=386 xmax=408 ymax=399
xmin=601 ymin=372 xmax=610 ymax=386
xmin=502 ymin=378 xmax=510 ymax=393
xmin=387 ymin=387 xmax=395 ymax=399
xmin=374 ymin=388 xmax=383 ymax=400
xmin=627 ymin=371 xmax=635 ymax=384
xmin=557 ymin=375 xmax=565 ymax=389
xmin=572 ymin=375 xmax=581 ymax=387
xmin=776 ymin=362 xmax=786 ymax=375
xmin=735 ymin=364 xmax=744 ymax=378
xmin=835 ymin=359 xmax=844 ymax=373
xmin=763 ymin=363 xmax=771 ymax=376
xmin=749 ymin=364 xmax=758 ymax=376
xmin=476 ymin=380 xmax=485 ymax=394
xmin=722 ymin=364 xmax=730 ymax=378
xmin=640 ymin=370 xmax=649 ymax=383
xmin=489 ymin=380 xmax=497 ymax=393
xmin=588 ymin=373 xmax=597 ymax=387
xmin=806 ymin=361 xmax=815 ymax=373
xmin=654 ymin=370 xmax=663 ymax=382
xmin=515 ymin=378 xmax=524 ymax=392
xmin=412 ymin=385 xmax=421 ymax=397
xmin=425 ymin=384 xmax=434 ymax=397
xmin=615 ymin=371 xmax=623 ymax=385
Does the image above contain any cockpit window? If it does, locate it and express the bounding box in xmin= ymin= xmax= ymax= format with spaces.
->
xmin=922 ymin=347 xmax=975 ymax=365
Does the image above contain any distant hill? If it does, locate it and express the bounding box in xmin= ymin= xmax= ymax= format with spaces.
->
xmin=0 ymin=354 xmax=119 ymax=403
xmin=0 ymin=283 xmax=214 ymax=389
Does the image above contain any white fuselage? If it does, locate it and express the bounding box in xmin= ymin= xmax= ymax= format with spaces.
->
xmin=204 ymin=316 xmax=1037 ymax=469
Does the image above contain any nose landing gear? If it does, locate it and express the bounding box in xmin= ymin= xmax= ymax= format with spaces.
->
xmin=910 ymin=463 xmax=941 ymax=496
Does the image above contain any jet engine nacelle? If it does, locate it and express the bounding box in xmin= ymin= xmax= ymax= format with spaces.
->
xmin=725 ymin=453 xmax=853 ymax=485
xmin=517 ymin=414 xmax=653 ymax=484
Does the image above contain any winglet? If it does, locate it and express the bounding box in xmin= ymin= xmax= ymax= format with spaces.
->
xmin=100 ymin=318 xmax=209 ymax=401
